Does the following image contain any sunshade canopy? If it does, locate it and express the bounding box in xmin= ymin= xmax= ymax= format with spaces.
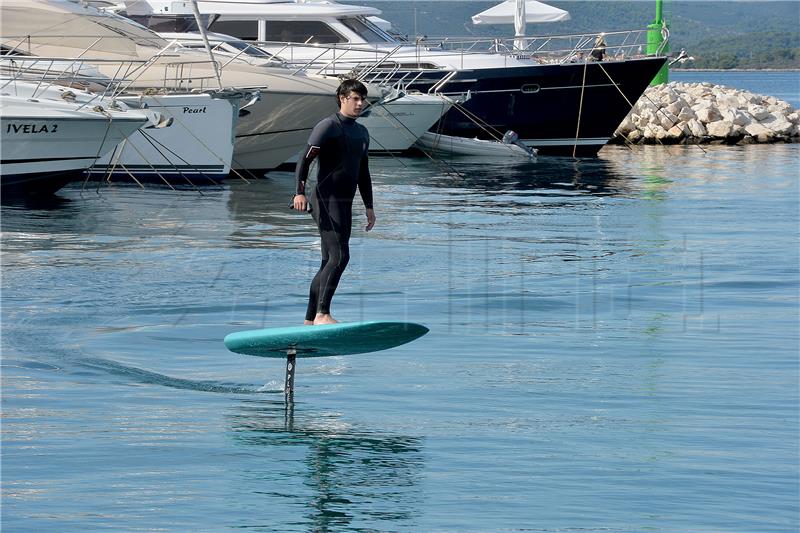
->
xmin=471 ymin=0 xmax=570 ymax=25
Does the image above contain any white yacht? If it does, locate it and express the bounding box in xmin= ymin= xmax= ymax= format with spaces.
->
xmin=0 ymin=0 xmax=351 ymax=173
xmin=90 ymin=90 xmax=259 ymax=184
xmin=0 ymin=79 xmax=154 ymax=194
xmin=3 ymin=53 xmax=258 ymax=184
xmin=124 ymin=0 xmax=669 ymax=157
xmin=158 ymin=30 xmax=454 ymax=153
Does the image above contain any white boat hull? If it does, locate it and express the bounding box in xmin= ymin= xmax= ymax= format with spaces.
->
xmin=89 ymin=92 xmax=241 ymax=183
xmin=0 ymin=84 xmax=150 ymax=192
xmin=232 ymin=89 xmax=337 ymax=173
xmin=361 ymin=94 xmax=453 ymax=152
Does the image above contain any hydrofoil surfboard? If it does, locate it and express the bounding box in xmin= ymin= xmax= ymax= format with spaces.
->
xmin=223 ymin=321 xmax=428 ymax=400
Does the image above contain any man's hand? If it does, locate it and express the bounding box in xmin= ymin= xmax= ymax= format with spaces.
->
xmin=365 ymin=208 xmax=376 ymax=232
xmin=293 ymin=194 xmax=308 ymax=212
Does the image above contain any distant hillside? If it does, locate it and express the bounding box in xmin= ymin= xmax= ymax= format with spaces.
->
xmin=356 ymin=1 xmax=800 ymax=70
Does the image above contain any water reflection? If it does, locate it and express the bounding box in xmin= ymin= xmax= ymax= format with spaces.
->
xmin=224 ymin=176 xmax=317 ymax=249
xmin=423 ymin=155 xmax=635 ymax=196
xmin=0 ymin=192 xmax=75 ymax=210
xmin=221 ymin=153 xmax=640 ymax=246
xmin=1 ymin=184 xmax=230 ymax=251
xmin=227 ymin=399 xmax=423 ymax=531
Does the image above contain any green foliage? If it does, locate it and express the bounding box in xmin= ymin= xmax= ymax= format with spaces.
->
xmin=673 ymin=30 xmax=800 ymax=69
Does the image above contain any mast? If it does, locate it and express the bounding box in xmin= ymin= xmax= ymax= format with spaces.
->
xmin=647 ymin=0 xmax=669 ymax=85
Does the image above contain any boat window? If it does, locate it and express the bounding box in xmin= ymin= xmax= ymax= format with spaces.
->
xmin=126 ymin=13 xmax=204 ymax=34
xmin=355 ymin=61 xmax=439 ymax=71
xmin=222 ymin=40 xmax=273 ymax=58
xmin=208 ymin=20 xmax=259 ymax=41
xmin=521 ymin=84 xmax=540 ymax=93
xmin=340 ymin=17 xmax=393 ymax=43
xmin=262 ymin=21 xmax=346 ymax=44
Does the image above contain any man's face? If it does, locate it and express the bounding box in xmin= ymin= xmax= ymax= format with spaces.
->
xmin=339 ymin=91 xmax=365 ymax=118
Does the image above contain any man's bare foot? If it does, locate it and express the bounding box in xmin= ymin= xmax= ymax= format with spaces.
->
xmin=313 ymin=313 xmax=338 ymax=325
xmin=304 ymin=320 xmax=314 ymax=325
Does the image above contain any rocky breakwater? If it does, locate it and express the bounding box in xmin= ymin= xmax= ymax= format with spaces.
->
xmin=613 ymin=82 xmax=799 ymax=145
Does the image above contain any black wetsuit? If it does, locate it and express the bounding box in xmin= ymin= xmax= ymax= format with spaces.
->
xmin=295 ymin=112 xmax=373 ymax=321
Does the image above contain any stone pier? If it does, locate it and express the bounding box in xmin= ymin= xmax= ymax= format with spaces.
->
xmin=612 ymin=81 xmax=799 ymax=145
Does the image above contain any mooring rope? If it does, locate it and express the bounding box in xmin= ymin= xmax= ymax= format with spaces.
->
xmin=573 ymin=60 xmax=589 ymax=158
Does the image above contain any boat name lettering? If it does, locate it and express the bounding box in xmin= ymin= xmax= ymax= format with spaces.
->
xmin=183 ymin=106 xmax=207 ymax=114
xmin=7 ymin=123 xmax=59 ymax=134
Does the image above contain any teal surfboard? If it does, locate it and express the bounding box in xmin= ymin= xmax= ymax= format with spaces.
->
xmin=224 ymin=321 xmax=429 ymax=358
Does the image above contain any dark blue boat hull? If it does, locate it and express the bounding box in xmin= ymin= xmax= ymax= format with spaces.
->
xmin=404 ymin=56 xmax=667 ymax=157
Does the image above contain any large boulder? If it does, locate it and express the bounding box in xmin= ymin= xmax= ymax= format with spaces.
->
xmin=737 ymin=92 xmax=760 ymax=106
xmin=667 ymin=124 xmax=686 ymax=139
xmin=706 ymin=120 xmax=735 ymax=138
xmin=716 ymin=93 xmax=740 ymax=109
xmin=617 ymin=114 xmax=636 ymax=135
xmin=627 ymin=129 xmax=642 ymax=143
xmin=660 ymin=88 xmax=680 ymax=105
xmin=686 ymin=118 xmax=707 ymax=138
xmin=768 ymin=102 xmax=793 ymax=115
xmin=748 ymin=105 xmax=772 ymax=120
xmin=678 ymin=106 xmax=698 ymax=122
xmin=659 ymin=110 xmax=679 ymax=130
xmin=696 ymin=106 xmax=722 ymax=123
xmin=744 ymin=122 xmax=773 ymax=142
xmin=761 ymin=116 xmax=795 ymax=136
xmin=644 ymin=123 xmax=669 ymax=140
xmin=721 ymin=108 xmax=752 ymax=126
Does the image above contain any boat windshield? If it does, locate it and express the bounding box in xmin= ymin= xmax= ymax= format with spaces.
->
xmin=124 ymin=13 xmax=208 ymax=34
xmin=261 ymin=20 xmax=346 ymax=44
xmin=339 ymin=16 xmax=395 ymax=43
xmin=221 ymin=40 xmax=273 ymax=58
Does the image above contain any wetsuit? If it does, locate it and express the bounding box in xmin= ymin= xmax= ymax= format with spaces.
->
xmin=295 ymin=112 xmax=373 ymax=321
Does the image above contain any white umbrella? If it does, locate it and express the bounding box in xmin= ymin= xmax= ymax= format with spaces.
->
xmin=472 ymin=0 xmax=570 ymax=51
xmin=471 ymin=0 xmax=571 ymax=25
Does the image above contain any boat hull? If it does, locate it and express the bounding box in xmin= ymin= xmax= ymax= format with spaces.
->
xmin=361 ymin=94 xmax=453 ymax=152
xmin=415 ymin=131 xmax=532 ymax=158
xmin=1 ymin=96 xmax=148 ymax=194
xmin=418 ymin=57 xmax=668 ymax=157
xmin=231 ymin=89 xmax=337 ymax=174
xmin=87 ymin=92 xmax=240 ymax=185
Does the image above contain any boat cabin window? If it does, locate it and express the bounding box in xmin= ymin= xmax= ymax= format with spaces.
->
xmin=222 ymin=40 xmax=273 ymax=58
xmin=261 ymin=21 xmax=346 ymax=44
xmin=207 ymin=20 xmax=259 ymax=41
xmin=339 ymin=17 xmax=394 ymax=43
xmin=125 ymin=13 xmax=205 ymax=34
xmin=176 ymin=40 xmax=273 ymax=59
xmin=369 ymin=61 xmax=440 ymax=70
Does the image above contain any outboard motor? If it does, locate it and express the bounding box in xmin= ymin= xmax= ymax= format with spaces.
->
xmin=502 ymin=130 xmax=537 ymax=157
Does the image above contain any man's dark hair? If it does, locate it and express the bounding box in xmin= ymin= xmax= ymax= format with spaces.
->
xmin=336 ymin=78 xmax=368 ymax=104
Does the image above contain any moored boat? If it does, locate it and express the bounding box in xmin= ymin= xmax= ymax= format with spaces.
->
xmin=89 ymin=90 xmax=258 ymax=185
xmin=157 ymin=31 xmax=454 ymax=153
xmin=122 ymin=0 xmax=669 ymax=157
xmin=415 ymin=131 xmax=535 ymax=158
xmin=1 ymin=80 xmax=154 ymax=194
xmin=0 ymin=0 xmax=350 ymax=174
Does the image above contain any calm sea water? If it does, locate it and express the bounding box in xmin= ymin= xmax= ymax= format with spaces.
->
xmin=672 ymin=70 xmax=800 ymax=109
xmin=2 ymin=74 xmax=799 ymax=531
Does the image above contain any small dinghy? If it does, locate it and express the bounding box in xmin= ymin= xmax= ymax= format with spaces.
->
xmin=415 ymin=130 xmax=536 ymax=158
